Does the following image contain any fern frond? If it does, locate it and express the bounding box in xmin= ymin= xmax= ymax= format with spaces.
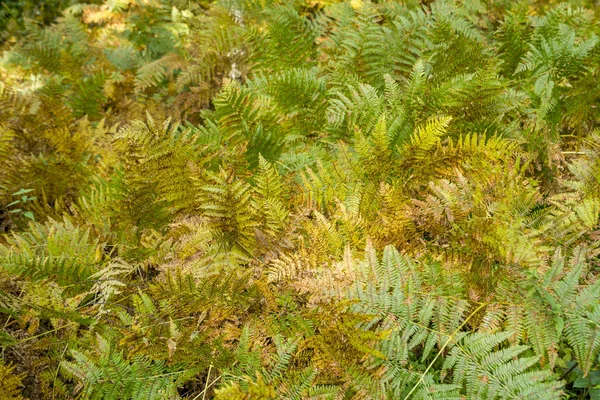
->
xmin=0 ymin=361 xmax=26 ymax=400
xmin=61 ymin=334 xmax=181 ymax=400
xmin=403 ymin=116 xmax=452 ymax=160
xmin=0 ymin=217 xmax=101 ymax=285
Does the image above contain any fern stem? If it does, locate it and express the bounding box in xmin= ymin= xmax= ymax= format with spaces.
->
xmin=202 ymin=364 xmax=212 ymax=400
xmin=558 ymin=362 xmax=578 ymax=381
xmin=18 ymin=321 xmax=77 ymax=343
xmin=402 ymin=302 xmax=488 ymax=400
xmin=193 ymin=372 xmax=220 ymax=400
xmin=52 ymin=343 xmax=70 ymax=400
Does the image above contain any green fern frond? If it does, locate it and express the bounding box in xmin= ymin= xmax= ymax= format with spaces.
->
xmin=0 ymin=217 xmax=101 ymax=285
xmin=61 ymin=334 xmax=182 ymax=400
xmin=197 ymin=168 xmax=257 ymax=255
xmin=403 ymin=116 xmax=452 ymax=160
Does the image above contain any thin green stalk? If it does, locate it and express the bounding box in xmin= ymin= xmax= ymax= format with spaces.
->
xmin=403 ymin=302 xmax=488 ymax=400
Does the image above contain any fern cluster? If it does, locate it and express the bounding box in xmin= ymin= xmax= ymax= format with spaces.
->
xmin=1 ymin=0 xmax=600 ymax=399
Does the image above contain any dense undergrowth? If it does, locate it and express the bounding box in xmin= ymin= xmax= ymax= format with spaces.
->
xmin=1 ymin=0 xmax=600 ymax=398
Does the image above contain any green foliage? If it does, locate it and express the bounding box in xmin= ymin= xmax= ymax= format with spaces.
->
xmin=1 ymin=0 xmax=600 ymax=398
xmin=336 ymin=244 xmax=563 ymax=399
xmin=6 ymin=188 xmax=36 ymax=223
xmin=61 ymin=334 xmax=182 ymax=400
xmin=0 ymin=217 xmax=102 ymax=285
xmin=0 ymin=360 xmax=26 ymax=399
